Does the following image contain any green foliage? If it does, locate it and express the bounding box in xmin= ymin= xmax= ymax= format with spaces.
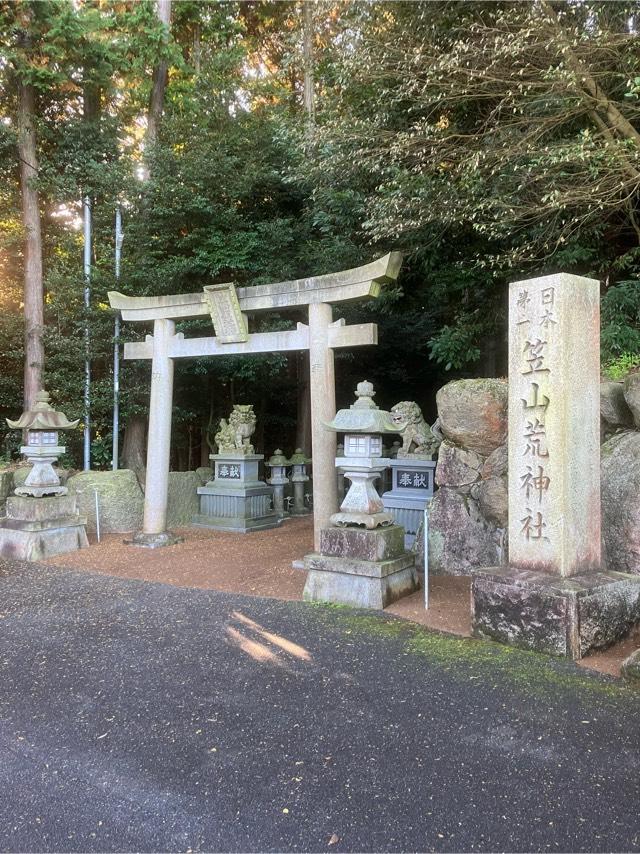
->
xmin=603 ymin=352 xmax=640 ymax=381
xmin=2 ymin=0 xmax=640 ymax=463
xmin=601 ymin=279 xmax=640 ymax=363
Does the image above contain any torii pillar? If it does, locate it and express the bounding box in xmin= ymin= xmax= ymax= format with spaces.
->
xmin=109 ymin=252 xmax=403 ymax=550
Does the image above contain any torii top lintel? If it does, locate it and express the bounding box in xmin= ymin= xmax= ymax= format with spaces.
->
xmin=107 ymin=252 xmax=402 ymax=323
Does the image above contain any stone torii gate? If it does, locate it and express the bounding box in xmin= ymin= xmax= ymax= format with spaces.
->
xmin=108 ymin=252 xmax=402 ymax=549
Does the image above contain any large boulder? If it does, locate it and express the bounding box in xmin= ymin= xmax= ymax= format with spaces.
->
xmin=435 ymin=440 xmax=483 ymax=491
xmin=166 ymin=471 xmax=200 ymax=528
xmin=601 ymin=432 xmax=640 ymax=575
xmin=600 ymin=381 xmax=634 ymax=437
xmin=427 ymin=487 xmax=502 ymax=575
xmin=623 ymin=372 xmax=640 ymax=429
xmin=481 ymin=444 xmax=508 ymax=480
xmin=472 ymin=476 xmax=508 ymax=528
xmin=195 ymin=466 xmax=212 ymax=486
xmin=621 ymin=648 xmax=640 ymax=682
xmin=436 ymin=378 xmax=507 ymax=456
xmin=67 ymin=469 xmax=144 ymax=534
xmin=0 ymin=469 xmax=13 ymax=513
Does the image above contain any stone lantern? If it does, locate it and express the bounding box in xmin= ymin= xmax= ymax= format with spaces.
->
xmin=289 ymin=448 xmax=311 ymax=515
xmin=7 ymin=390 xmax=78 ymax=497
xmin=266 ymin=449 xmax=289 ymax=517
xmin=302 ymin=381 xmax=418 ymax=610
xmin=0 ymin=390 xmax=88 ymax=560
xmin=326 ymin=380 xmax=396 ymax=529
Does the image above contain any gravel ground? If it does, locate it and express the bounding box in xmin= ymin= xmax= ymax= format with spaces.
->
xmin=44 ymin=517 xmax=636 ymax=678
xmin=1 ymin=557 xmax=640 ymax=852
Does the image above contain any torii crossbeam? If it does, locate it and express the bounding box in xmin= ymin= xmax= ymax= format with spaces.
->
xmin=109 ymin=252 xmax=403 ymax=549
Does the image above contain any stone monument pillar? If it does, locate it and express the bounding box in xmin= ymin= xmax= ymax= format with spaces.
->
xmin=472 ymin=274 xmax=640 ymax=659
xmin=303 ymin=381 xmax=418 ymax=609
xmin=193 ymin=405 xmax=280 ymax=533
xmin=0 ymin=391 xmax=88 ymax=560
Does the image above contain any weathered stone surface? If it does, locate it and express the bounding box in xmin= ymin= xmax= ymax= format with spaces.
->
xmin=13 ymin=465 xmax=70 ymax=490
xmin=0 ymin=470 xmax=13 ymax=512
xmin=473 ymin=476 xmax=508 ymax=528
xmin=6 ymin=494 xmax=78 ymax=522
xmin=435 ymin=440 xmax=483 ymax=491
xmin=623 ymin=372 xmax=640 ymax=428
xmin=481 ymin=444 xmax=508 ymax=480
xmin=436 ymin=378 xmax=507 ymax=457
xmin=67 ymin=469 xmax=144 ymax=534
xmin=0 ymin=522 xmax=88 ymax=561
xmin=320 ymin=525 xmax=405 ymax=562
xmin=166 ymin=471 xmax=200 ymax=528
xmin=303 ymin=552 xmax=417 ymax=609
xmin=472 ymin=567 xmax=640 ymax=659
xmin=621 ymin=648 xmax=640 ymax=682
xmin=427 ymin=487 xmax=501 ymax=575
xmin=600 ymin=381 xmax=634 ymax=436
xmin=601 ymin=432 xmax=640 ymax=575
xmin=195 ymin=466 xmax=212 ymax=486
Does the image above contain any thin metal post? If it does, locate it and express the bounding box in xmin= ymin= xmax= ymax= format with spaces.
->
xmin=83 ymin=196 xmax=91 ymax=471
xmin=112 ymin=205 xmax=123 ymax=470
xmin=424 ymin=507 xmax=429 ymax=609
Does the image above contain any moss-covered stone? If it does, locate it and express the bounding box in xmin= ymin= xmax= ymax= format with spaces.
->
xmin=67 ymin=469 xmax=144 ymax=534
xmin=166 ymin=471 xmax=200 ymax=527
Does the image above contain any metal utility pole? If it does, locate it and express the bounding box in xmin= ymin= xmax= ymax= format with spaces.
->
xmin=83 ymin=196 xmax=92 ymax=471
xmin=112 ymin=205 xmax=123 ymax=471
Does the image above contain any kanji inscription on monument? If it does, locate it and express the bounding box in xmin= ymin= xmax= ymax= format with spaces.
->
xmin=508 ymin=273 xmax=601 ymax=577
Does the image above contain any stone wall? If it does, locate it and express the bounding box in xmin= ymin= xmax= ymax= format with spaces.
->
xmin=423 ymin=379 xmax=508 ymax=575
xmin=421 ymin=374 xmax=640 ymax=576
xmin=0 ymin=467 xmax=202 ymax=535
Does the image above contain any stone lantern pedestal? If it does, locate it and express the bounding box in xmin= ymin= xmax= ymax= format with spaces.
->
xmin=0 ymin=391 xmax=88 ymax=561
xmin=303 ymin=381 xmax=417 ymax=609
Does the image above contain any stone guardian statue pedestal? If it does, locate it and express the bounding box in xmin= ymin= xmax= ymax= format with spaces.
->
xmin=193 ymin=405 xmax=280 ymax=533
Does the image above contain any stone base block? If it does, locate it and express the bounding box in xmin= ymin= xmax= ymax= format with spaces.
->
xmin=194 ymin=483 xmax=280 ymax=533
xmin=6 ymin=494 xmax=78 ymax=521
xmin=472 ymin=566 xmax=640 ymax=660
xmin=192 ymin=513 xmax=281 ymax=533
xmin=0 ymin=522 xmax=89 ymax=561
xmin=125 ymin=531 xmax=184 ymax=549
xmin=320 ymin=525 xmax=405 ymax=562
xmin=303 ymin=551 xmax=417 ymax=610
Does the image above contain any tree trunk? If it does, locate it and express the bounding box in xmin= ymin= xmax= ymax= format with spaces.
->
xmin=17 ymin=76 xmax=44 ymax=410
xmin=302 ymin=0 xmax=315 ymax=140
xmin=296 ymin=353 xmax=312 ymax=454
xmin=142 ymin=0 xmax=172 ymax=180
xmin=122 ymin=414 xmax=147 ymax=488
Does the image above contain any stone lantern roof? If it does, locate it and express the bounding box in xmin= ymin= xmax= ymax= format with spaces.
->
xmin=267 ymin=449 xmax=288 ymax=467
xmin=289 ymin=448 xmax=311 ymax=465
xmin=6 ymin=391 xmax=79 ymax=431
xmin=326 ymin=381 xmax=397 ymax=435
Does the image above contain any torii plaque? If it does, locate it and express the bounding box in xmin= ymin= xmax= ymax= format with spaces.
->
xmin=109 ymin=252 xmax=403 ymax=549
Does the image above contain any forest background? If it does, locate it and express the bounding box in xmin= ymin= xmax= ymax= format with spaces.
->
xmin=1 ymin=0 xmax=640 ymax=471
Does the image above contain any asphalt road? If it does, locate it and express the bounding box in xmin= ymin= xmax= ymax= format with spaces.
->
xmin=0 ymin=558 xmax=639 ymax=853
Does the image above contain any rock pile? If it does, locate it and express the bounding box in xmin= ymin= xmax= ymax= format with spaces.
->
xmin=421 ymin=373 xmax=640 ymax=578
